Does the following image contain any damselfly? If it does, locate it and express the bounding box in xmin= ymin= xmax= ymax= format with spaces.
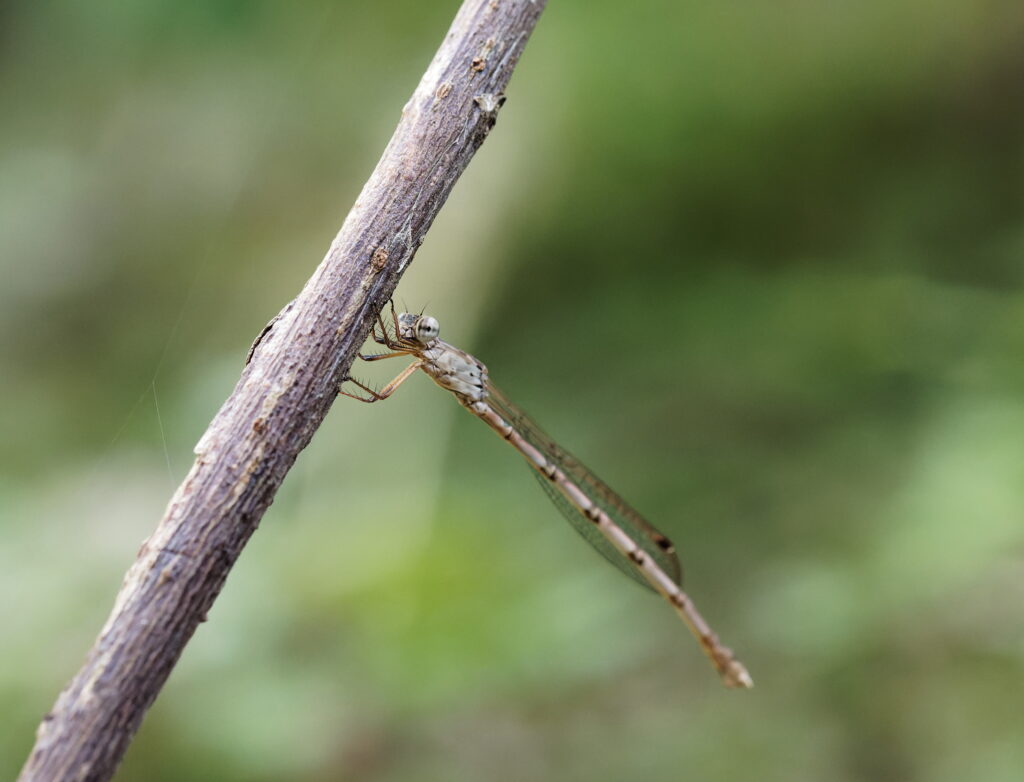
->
xmin=342 ymin=304 xmax=752 ymax=688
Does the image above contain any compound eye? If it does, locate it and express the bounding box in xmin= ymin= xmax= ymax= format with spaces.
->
xmin=415 ymin=315 xmax=440 ymax=342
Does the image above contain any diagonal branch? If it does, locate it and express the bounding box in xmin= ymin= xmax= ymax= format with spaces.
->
xmin=19 ymin=2 xmax=548 ymax=780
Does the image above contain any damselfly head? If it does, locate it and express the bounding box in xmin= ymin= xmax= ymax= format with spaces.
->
xmin=398 ymin=312 xmax=440 ymax=344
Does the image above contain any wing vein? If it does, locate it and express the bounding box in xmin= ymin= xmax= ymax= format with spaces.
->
xmin=485 ymin=380 xmax=683 ymax=590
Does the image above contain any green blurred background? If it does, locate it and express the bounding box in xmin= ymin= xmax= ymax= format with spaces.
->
xmin=2 ymin=1 xmax=1023 ymax=780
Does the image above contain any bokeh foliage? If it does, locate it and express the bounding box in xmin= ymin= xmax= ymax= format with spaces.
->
xmin=2 ymin=1 xmax=1023 ymax=780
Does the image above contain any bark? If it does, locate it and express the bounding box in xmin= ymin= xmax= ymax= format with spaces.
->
xmin=19 ymin=2 xmax=547 ymax=780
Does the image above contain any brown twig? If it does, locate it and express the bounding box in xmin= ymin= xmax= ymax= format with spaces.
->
xmin=19 ymin=2 xmax=547 ymax=780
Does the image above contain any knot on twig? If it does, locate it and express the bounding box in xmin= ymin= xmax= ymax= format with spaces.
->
xmin=434 ymin=81 xmax=453 ymax=103
xmin=474 ymin=93 xmax=506 ymax=136
xmin=371 ymin=246 xmax=389 ymax=271
xmin=470 ymin=37 xmax=496 ymax=73
xmin=474 ymin=93 xmax=505 ymax=113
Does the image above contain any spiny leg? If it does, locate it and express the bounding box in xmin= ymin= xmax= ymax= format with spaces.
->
xmin=344 ymin=306 xmax=415 ymax=400
xmin=340 ymin=377 xmax=387 ymax=403
xmin=382 ymin=299 xmax=403 ymax=347
xmin=341 ymin=360 xmax=423 ymax=403
xmin=359 ymin=350 xmax=412 ymax=362
xmin=369 ymin=311 xmax=394 ymax=347
xmin=372 ymin=299 xmax=413 ymax=349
